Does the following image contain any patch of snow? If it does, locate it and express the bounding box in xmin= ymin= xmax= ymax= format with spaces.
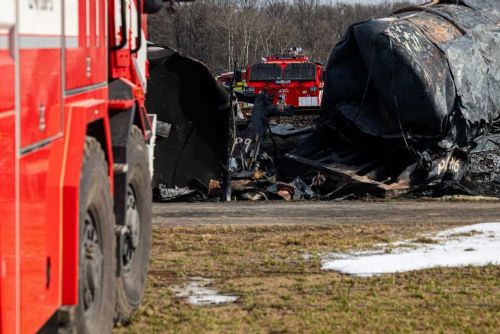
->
xmin=302 ymin=252 xmax=323 ymax=261
xmin=322 ymin=223 xmax=500 ymax=277
xmin=170 ymin=277 xmax=238 ymax=306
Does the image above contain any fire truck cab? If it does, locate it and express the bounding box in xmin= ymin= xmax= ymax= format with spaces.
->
xmin=0 ymin=0 xmax=164 ymax=333
xmin=245 ymin=52 xmax=323 ymax=112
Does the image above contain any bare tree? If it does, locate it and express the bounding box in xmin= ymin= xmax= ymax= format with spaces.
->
xmin=148 ymin=0 xmax=412 ymax=73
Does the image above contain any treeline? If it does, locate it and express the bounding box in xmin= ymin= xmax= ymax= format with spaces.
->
xmin=148 ymin=0 xmax=413 ymax=74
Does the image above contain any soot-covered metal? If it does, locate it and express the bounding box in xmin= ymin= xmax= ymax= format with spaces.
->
xmin=146 ymin=45 xmax=231 ymax=200
xmin=281 ymin=0 xmax=500 ymax=198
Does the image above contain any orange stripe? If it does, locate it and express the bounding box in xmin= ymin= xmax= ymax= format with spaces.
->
xmin=0 ymin=111 xmax=15 ymax=119
xmin=58 ymin=106 xmax=72 ymax=305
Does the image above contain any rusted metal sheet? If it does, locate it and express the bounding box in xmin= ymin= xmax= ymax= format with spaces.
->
xmin=405 ymin=13 xmax=462 ymax=45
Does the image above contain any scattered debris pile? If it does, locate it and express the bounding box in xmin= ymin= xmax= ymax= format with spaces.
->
xmin=228 ymin=95 xmax=318 ymax=200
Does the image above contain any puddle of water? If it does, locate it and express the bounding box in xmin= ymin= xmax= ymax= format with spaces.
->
xmin=170 ymin=277 xmax=238 ymax=306
xmin=322 ymin=222 xmax=500 ymax=276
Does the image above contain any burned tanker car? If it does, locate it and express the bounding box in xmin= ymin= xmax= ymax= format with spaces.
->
xmin=148 ymin=0 xmax=500 ymax=201
xmin=280 ymin=0 xmax=500 ymax=199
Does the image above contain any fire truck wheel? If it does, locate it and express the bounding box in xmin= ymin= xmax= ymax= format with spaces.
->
xmin=115 ymin=126 xmax=152 ymax=325
xmin=73 ymin=137 xmax=116 ymax=334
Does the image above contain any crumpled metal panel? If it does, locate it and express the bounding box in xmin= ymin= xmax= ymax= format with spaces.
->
xmin=434 ymin=3 xmax=500 ymax=124
xmin=444 ymin=37 xmax=490 ymax=124
xmin=146 ymin=44 xmax=231 ymax=198
xmin=458 ymin=0 xmax=500 ymax=14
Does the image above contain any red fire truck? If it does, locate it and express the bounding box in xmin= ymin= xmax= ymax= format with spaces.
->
xmin=0 ymin=0 xmax=167 ymax=333
xmin=245 ymin=51 xmax=323 ymax=112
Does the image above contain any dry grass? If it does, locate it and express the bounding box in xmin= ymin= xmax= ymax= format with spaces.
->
xmin=115 ymin=222 xmax=500 ymax=334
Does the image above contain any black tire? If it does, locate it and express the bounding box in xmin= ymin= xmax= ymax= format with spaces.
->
xmin=144 ymin=0 xmax=165 ymax=14
xmin=74 ymin=137 xmax=116 ymax=334
xmin=114 ymin=126 xmax=152 ymax=325
xmin=57 ymin=307 xmax=75 ymax=334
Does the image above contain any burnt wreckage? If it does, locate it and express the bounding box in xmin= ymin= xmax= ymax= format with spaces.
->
xmin=280 ymin=0 xmax=500 ymax=198
xmin=148 ymin=0 xmax=500 ymax=201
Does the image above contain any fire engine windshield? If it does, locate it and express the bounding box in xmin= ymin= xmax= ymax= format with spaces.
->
xmin=283 ymin=63 xmax=316 ymax=81
xmin=249 ymin=64 xmax=282 ymax=81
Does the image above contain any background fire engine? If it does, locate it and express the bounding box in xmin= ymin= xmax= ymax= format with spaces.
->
xmin=245 ymin=48 xmax=324 ymax=113
xmin=0 ymin=0 xmax=168 ymax=333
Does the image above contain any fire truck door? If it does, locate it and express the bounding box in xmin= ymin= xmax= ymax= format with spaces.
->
xmin=18 ymin=0 xmax=64 ymax=332
xmin=0 ymin=2 xmax=18 ymax=333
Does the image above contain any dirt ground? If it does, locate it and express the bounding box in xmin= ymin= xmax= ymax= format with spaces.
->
xmin=117 ymin=200 xmax=500 ymax=334
xmin=153 ymin=200 xmax=500 ymax=227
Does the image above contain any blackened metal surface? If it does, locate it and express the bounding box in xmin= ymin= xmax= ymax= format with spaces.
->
xmin=270 ymin=123 xmax=314 ymax=138
xmin=292 ymin=0 xmax=500 ymax=197
xmin=146 ymin=45 xmax=230 ymax=194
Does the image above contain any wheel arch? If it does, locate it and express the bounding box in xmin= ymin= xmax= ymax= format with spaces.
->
xmin=60 ymin=99 xmax=113 ymax=306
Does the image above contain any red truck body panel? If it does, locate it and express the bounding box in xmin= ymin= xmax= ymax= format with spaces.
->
xmin=0 ymin=0 xmax=149 ymax=332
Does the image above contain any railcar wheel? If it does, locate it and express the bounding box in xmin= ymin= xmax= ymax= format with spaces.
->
xmin=114 ymin=126 xmax=152 ymax=325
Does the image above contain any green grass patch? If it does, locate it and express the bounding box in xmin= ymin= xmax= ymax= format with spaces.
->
xmin=115 ymin=222 xmax=500 ymax=334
